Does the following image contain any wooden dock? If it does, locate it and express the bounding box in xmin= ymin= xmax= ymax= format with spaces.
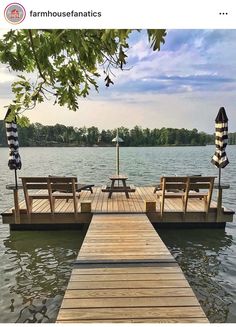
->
xmin=2 ymin=186 xmax=234 ymax=227
xmin=56 ymin=214 xmax=208 ymax=323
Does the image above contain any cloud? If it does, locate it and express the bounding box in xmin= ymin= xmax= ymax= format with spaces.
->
xmin=0 ymin=67 xmax=15 ymax=83
xmin=0 ymin=66 xmax=17 ymax=99
xmin=95 ymin=29 xmax=236 ymax=100
xmin=1 ymin=29 xmax=236 ymax=133
xmin=0 ymin=82 xmax=12 ymax=98
xmin=102 ymin=73 xmax=235 ymax=95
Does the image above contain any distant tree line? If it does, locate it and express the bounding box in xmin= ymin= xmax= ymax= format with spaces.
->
xmin=2 ymin=120 xmax=236 ymax=147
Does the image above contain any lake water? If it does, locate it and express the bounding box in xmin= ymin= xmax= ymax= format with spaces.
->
xmin=0 ymin=146 xmax=236 ymax=323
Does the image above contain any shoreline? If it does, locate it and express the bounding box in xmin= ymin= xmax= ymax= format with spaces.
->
xmin=0 ymin=144 xmax=210 ymax=148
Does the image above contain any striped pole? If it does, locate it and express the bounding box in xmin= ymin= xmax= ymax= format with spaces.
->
xmin=5 ymin=110 xmax=22 ymax=189
xmin=211 ymin=107 xmax=229 ymax=187
xmin=211 ymin=107 xmax=229 ymax=220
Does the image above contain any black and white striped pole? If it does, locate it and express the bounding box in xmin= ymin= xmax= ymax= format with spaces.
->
xmin=4 ymin=108 xmax=22 ymax=189
xmin=211 ymin=107 xmax=229 ymax=187
xmin=211 ymin=107 xmax=229 ymax=220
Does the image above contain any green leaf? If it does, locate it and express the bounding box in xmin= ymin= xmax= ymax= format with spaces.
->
xmin=0 ymin=29 xmax=166 ymax=124
xmin=147 ymin=29 xmax=166 ymax=51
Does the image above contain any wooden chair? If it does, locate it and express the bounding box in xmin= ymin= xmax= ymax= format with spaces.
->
xmin=48 ymin=175 xmax=94 ymax=194
xmin=48 ymin=177 xmax=79 ymax=215
xmin=187 ymin=176 xmax=215 ymax=214
xmin=158 ymin=177 xmax=189 ymax=215
xmin=21 ymin=176 xmax=83 ymax=217
xmin=21 ymin=177 xmax=51 ymax=216
xmin=158 ymin=176 xmax=215 ymax=216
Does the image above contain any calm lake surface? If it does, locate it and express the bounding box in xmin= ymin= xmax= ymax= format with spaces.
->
xmin=0 ymin=146 xmax=236 ymax=323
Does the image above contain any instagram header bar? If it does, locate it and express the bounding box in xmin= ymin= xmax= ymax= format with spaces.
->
xmin=0 ymin=0 xmax=235 ymax=28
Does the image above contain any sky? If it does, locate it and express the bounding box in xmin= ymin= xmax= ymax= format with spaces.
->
xmin=0 ymin=29 xmax=236 ymax=133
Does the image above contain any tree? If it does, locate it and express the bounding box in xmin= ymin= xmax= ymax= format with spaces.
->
xmin=87 ymin=126 xmax=99 ymax=145
xmin=118 ymin=126 xmax=130 ymax=146
xmin=151 ymin=128 xmax=161 ymax=145
xmin=0 ymin=120 xmax=216 ymax=146
xmin=143 ymin=128 xmax=151 ymax=146
xmin=130 ymin=125 xmax=144 ymax=146
xmin=100 ymin=129 xmax=110 ymax=145
xmin=0 ymin=29 xmax=166 ymax=125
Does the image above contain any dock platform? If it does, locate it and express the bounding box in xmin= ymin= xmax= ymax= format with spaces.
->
xmin=56 ymin=214 xmax=208 ymax=323
xmin=2 ymin=186 xmax=234 ymax=227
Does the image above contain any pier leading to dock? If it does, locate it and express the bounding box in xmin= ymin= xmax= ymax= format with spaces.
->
xmin=56 ymin=213 xmax=208 ymax=323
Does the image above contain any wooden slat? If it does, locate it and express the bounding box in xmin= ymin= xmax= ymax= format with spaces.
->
xmin=57 ymin=306 xmax=206 ymax=320
xmin=67 ymin=279 xmax=189 ymax=289
xmin=58 ymin=318 xmax=209 ymax=323
xmin=71 ymin=266 xmax=182 ymax=274
xmin=61 ymin=296 xmax=199 ymax=308
xmin=70 ymin=273 xmax=185 ymax=281
xmin=63 ymin=287 xmax=195 ymax=298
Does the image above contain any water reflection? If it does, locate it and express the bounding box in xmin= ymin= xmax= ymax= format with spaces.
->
xmin=158 ymin=228 xmax=235 ymax=323
xmin=2 ymin=229 xmax=86 ymax=323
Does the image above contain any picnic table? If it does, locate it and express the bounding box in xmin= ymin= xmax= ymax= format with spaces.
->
xmin=102 ymin=174 xmax=136 ymax=198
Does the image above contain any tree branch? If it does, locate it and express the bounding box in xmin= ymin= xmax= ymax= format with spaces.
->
xmin=28 ymin=29 xmax=47 ymax=83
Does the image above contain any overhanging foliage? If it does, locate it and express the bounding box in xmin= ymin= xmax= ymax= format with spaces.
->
xmin=0 ymin=29 xmax=166 ymax=125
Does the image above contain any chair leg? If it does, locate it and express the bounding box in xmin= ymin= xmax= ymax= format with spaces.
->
xmin=51 ymin=197 xmax=55 ymax=213
xmin=28 ymin=198 xmax=33 ymax=213
xmin=160 ymin=196 xmax=164 ymax=216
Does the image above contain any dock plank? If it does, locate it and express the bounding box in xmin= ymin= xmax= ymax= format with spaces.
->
xmin=67 ymin=279 xmax=190 ymax=289
xmin=71 ymin=266 xmax=182 ymax=274
xmin=57 ymin=306 xmax=206 ymax=321
xmin=64 ymin=287 xmax=195 ymax=298
xmin=61 ymin=296 xmax=199 ymax=308
xmin=70 ymin=273 xmax=186 ymax=281
xmin=59 ymin=318 xmax=209 ymax=323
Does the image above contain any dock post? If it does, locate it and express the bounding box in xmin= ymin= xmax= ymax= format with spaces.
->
xmin=216 ymin=184 xmax=230 ymax=222
xmin=81 ymin=201 xmax=92 ymax=213
xmin=13 ymin=188 xmax=21 ymax=224
xmin=217 ymin=186 xmax=223 ymax=221
xmin=145 ymin=201 xmax=156 ymax=213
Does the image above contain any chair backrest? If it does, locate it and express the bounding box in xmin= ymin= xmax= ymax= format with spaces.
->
xmin=160 ymin=177 xmax=189 ymax=215
xmin=21 ymin=177 xmax=48 ymax=190
xmin=20 ymin=177 xmax=49 ymax=215
xmin=48 ymin=176 xmax=78 ymax=192
xmin=161 ymin=176 xmax=215 ymax=192
xmin=159 ymin=176 xmax=216 ymax=215
xmin=47 ymin=176 xmax=78 ymax=215
xmin=188 ymin=176 xmax=215 ymax=192
xmin=20 ymin=176 xmax=79 ymax=215
xmin=161 ymin=176 xmax=189 ymax=192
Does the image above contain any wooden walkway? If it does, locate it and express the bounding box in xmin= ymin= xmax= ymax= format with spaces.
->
xmin=56 ymin=214 xmax=208 ymax=323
